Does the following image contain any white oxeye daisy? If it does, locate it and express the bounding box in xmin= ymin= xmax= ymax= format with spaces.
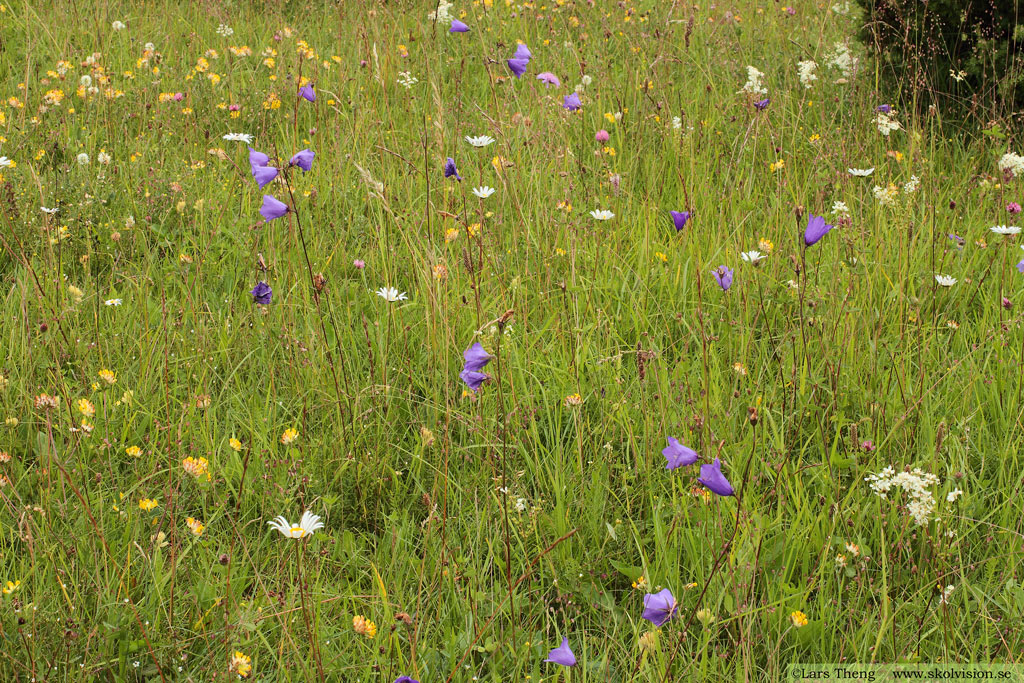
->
xmin=590 ymin=209 xmax=615 ymax=221
xmin=222 ymin=132 xmax=253 ymax=144
xmin=0 ymin=157 xmax=11 ymax=168
xmin=990 ymin=225 xmax=1022 ymax=236
xmin=472 ymin=186 xmax=495 ymax=199
xmin=104 ymin=298 xmax=123 ymax=306
xmin=847 ymin=167 xmax=874 ymax=177
xmin=375 ymin=286 xmax=408 ymax=302
xmin=267 ymin=511 xmax=324 ymax=539
xmin=740 ymin=250 xmax=766 ymax=265
xmin=934 ymin=275 xmax=957 ymax=287
xmin=465 ymin=135 xmax=496 ymax=147
xmin=41 ymin=207 xmax=59 ymax=214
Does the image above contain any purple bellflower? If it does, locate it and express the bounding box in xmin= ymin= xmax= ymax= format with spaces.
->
xmin=460 ymin=342 xmax=492 ymax=391
xmin=670 ymin=210 xmax=690 ymax=232
xmin=252 ymin=164 xmax=278 ymax=189
xmin=698 ymin=458 xmax=735 ymax=497
xmin=259 ymin=195 xmax=289 ymax=222
xmin=248 ymin=147 xmax=270 ymax=169
xmin=754 ymin=97 xmax=770 ymax=111
xmin=298 ymin=82 xmax=315 ymax=102
xmin=507 ymin=58 xmax=529 ymax=78
xmin=449 ymin=19 xmax=469 ymax=32
xmin=562 ymin=92 xmax=582 ymax=111
xmin=394 ymin=678 xmax=419 ymax=683
xmin=444 ymin=157 xmax=462 ymax=181
xmin=544 ymin=637 xmax=577 ymax=667
xmin=712 ymin=265 xmax=734 ymax=292
xmin=662 ymin=437 xmax=698 ymax=470
xmin=642 ymin=588 xmax=677 ymax=627
xmin=289 ymin=149 xmax=315 ymax=172
xmin=804 ymin=214 xmax=834 ymax=247
xmin=250 ymin=281 xmax=272 ymax=305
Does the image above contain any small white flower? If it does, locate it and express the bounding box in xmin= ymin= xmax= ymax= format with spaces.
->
xmin=111 ymin=20 xmax=126 ymax=31
xmin=76 ymin=153 xmax=90 ymax=166
xmin=990 ymin=225 xmax=1022 ymax=236
xmin=740 ymin=250 xmax=766 ymax=265
xmin=375 ymin=286 xmax=408 ymax=302
xmin=222 ymin=132 xmax=253 ymax=144
xmin=590 ymin=209 xmax=615 ymax=221
xmin=472 ymin=186 xmax=495 ymax=199
xmin=580 ymin=74 xmax=593 ymax=86
xmin=267 ymin=511 xmax=324 ymax=539
xmin=41 ymin=207 xmax=59 ymax=214
xmin=0 ymin=157 xmax=11 ymax=168
xmin=946 ymin=488 xmax=963 ymax=503
xmin=903 ymin=175 xmax=921 ymax=193
xmin=832 ymin=200 xmax=850 ymax=217
xmin=97 ymin=151 xmax=112 ymax=165
xmin=79 ymin=75 xmax=92 ymax=88
xmin=935 ymin=275 xmax=957 ymax=287
xmin=396 ymin=71 xmax=418 ymax=89
xmin=847 ymin=167 xmax=874 ymax=177
xmin=465 ymin=135 xmax=496 ymax=147
xmin=104 ymin=298 xmax=123 ymax=306
xmin=216 ymin=24 xmax=234 ymax=37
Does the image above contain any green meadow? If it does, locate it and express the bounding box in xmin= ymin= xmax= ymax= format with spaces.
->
xmin=0 ymin=0 xmax=1021 ymax=680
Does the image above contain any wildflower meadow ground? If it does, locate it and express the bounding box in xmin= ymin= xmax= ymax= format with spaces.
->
xmin=0 ymin=0 xmax=1022 ymax=680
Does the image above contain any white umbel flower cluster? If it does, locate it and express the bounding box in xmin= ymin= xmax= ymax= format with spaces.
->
xmin=872 ymin=183 xmax=899 ymax=205
xmin=875 ymin=112 xmax=901 ymax=136
xmin=797 ymin=60 xmax=818 ymax=89
xmin=739 ymin=66 xmax=768 ymax=95
xmin=429 ymin=0 xmax=454 ymax=21
xmin=998 ymin=152 xmax=1024 ymax=178
xmin=827 ymin=42 xmax=859 ymax=78
xmin=864 ymin=466 xmax=941 ymax=526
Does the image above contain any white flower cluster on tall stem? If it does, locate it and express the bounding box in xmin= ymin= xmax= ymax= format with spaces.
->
xmin=797 ymin=60 xmax=817 ymax=89
xmin=864 ymin=466 xmax=942 ymax=526
xmin=875 ymin=112 xmax=901 ymax=136
xmin=739 ymin=66 xmax=767 ymax=95
xmin=999 ymin=152 xmax=1024 ymax=178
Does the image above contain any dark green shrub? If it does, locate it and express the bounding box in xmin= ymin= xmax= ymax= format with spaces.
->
xmin=855 ymin=0 xmax=1024 ymax=121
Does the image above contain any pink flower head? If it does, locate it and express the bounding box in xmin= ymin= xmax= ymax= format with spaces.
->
xmin=173 ymin=92 xmax=184 ymax=101
xmin=353 ymin=259 xmax=366 ymax=269
xmin=536 ymin=72 xmax=561 ymax=87
xmin=595 ymin=129 xmax=610 ymax=142
xmin=1008 ymin=202 xmax=1022 ymax=215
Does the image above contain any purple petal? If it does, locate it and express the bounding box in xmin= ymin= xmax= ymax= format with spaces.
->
xmin=662 ymin=437 xmax=698 ymax=470
xmin=544 ymin=637 xmax=576 ymax=667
